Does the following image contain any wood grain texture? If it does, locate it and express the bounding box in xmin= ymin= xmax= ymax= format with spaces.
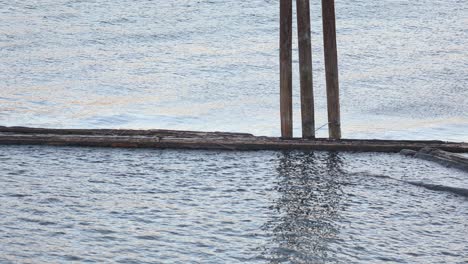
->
xmin=280 ymin=0 xmax=293 ymax=139
xmin=296 ymin=0 xmax=315 ymax=139
xmin=401 ymin=147 xmax=468 ymax=171
xmin=0 ymin=126 xmax=467 ymax=153
xmin=321 ymin=0 xmax=341 ymax=139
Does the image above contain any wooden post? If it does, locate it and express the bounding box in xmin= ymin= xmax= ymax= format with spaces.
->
xmin=280 ymin=0 xmax=293 ymax=139
xmin=321 ymin=0 xmax=341 ymax=139
xmin=296 ymin=0 xmax=315 ymax=139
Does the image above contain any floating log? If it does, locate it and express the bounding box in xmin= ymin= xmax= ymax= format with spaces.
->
xmin=401 ymin=147 xmax=468 ymax=172
xmin=0 ymin=126 xmax=467 ymax=153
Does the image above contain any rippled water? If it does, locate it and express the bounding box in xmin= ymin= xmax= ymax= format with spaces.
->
xmin=1 ymin=1 xmax=468 ymax=263
xmin=1 ymin=146 xmax=467 ymax=263
xmin=0 ymin=0 xmax=467 ymax=140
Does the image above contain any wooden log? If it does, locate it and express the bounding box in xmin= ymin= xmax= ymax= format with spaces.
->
xmin=420 ymin=148 xmax=468 ymax=166
xmin=0 ymin=126 xmax=254 ymax=138
xmin=0 ymin=127 xmax=467 ymax=153
xmin=321 ymin=0 xmax=341 ymax=139
xmin=280 ymin=0 xmax=293 ymax=139
xmin=401 ymin=147 xmax=468 ymax=172
xmin=296 ymin=0 xmax=315 ymax=139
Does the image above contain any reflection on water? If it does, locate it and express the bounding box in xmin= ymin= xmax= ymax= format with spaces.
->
xmin=1 ymin=0 xmax=467 ymax=140
xmin=263 ymin=152 xmax=344 ymax=263
xmin=1 ymin=146 xmax=468 ymax=263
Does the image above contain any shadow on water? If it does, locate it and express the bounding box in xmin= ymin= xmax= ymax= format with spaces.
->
xmin=261 ymin=151 xmax=345 ymax=263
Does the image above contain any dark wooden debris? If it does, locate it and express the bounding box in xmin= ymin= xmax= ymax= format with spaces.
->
xmin=401 ymin=147 xmax=468 ymax=172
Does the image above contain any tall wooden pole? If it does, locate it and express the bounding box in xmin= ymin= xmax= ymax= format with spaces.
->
xmin=280 ymin=0 xmax=293 ymax=139
xmin=296 ymin=0 xmax=315 ymax=139
xmin=321 ymin=0 xmax=341 ymax=139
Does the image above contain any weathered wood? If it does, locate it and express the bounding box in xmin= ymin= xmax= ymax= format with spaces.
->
xmin=401 ymin=147 xmax=468 ymax=172
xmin=321 ymin=0 xmax=341 ymax=139
xmin=0 ymin=127 xmax=467 ymax=153
xmin=296 ymin=0 xmax=315 ymax=139
xmin=0 ymin=126 xmax=254 ymax=138
xmin=420 ymin=148 xmax=468 ymax=165
xmin=280 ymin=0 xmax=293 ymax=139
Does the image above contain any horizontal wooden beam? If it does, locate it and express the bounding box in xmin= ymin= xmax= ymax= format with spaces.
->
xmin=0 ymin=126 xmax=467 ymax=153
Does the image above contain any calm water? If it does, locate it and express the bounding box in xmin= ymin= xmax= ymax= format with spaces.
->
xmin=1 ymin=1 xmax=468 ymax=263
xmin=0 ymin=0 xmax=467 ymax=140
xmin=1 ymin=146 xmax=467 ymax=263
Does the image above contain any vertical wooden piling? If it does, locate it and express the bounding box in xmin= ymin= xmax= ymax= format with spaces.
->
xmin=280 ymin=0 xmax=293 ymax=139
xmin=296 ymin=0 xmax=315 ymax=139
xmin=321 ymin=0 xmax=341 ymax=139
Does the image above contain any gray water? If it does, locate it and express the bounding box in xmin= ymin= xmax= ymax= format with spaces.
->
xmin=1 ymin=146 xmax=468 ymax=263
xmin=1 ymin=1 xmax=468 ymax=263
xmin=0 ymin=0 xmax=467 ymax=140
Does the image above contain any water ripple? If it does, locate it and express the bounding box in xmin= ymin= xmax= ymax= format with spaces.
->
xmin=1 ymin=146 xmax=467 ymax=262
xmin=0 ymin=0 xmax=466 ymax=139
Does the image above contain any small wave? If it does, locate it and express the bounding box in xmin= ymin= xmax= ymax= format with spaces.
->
xmin=99 ymin=18 xmax=134 ymax=25
xmin=39 ymin=221 xmax=57 ymax=226
xmin=347 ymin=171 xmax=392 ymax=180
xmin=5 ymin=193 xmax=31 ymax=198
xmin=18 ymin=217 xmax=57 ymax=226
xmin=40 ymin=197 xmax=62 ymax=204
xmin=63 ymin=255 xmax=84 ymax=261
xmin=406 ymin=182 xmax=468 ymax=198
xmin=87 ymin=228 xmax=117 ymax=235
xmin=135 ymin=235 xmax=160 ymax=240
xmin=98 ymin=236 xmax=119 ymax=241
xmin=352 ymin=171 xmax=468 ymax=198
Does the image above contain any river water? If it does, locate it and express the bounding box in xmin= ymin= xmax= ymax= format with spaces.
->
xmin=1 ymin=0 xmax=467 ymax=263
xmin=1 ymin=146 xmax=467 ymax=263
xmin=0 ymin=0 xmax=467 ymax=140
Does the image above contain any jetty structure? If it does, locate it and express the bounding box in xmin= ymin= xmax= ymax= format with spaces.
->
xmin=0 ymin=127 xmax=467 ymax=153
xmin=0 ymin=0 xmax=467 ymax=154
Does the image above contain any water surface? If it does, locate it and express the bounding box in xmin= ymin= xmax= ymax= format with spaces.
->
xmin=1 ymin=1 xmax=467 ymax=263
xmin=1 ymin=146 xmax=467 ymax=263
xmin=1 ymin=0 xmax=467 ymax=140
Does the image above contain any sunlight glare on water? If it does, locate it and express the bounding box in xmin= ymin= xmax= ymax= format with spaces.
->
xmin=1 ymin=1 xmax=467 ymax=263
xmin=0 ymin=0 xmax=467 ymax=140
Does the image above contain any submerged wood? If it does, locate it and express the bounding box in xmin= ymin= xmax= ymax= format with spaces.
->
xmin=0 ymin=126 xmax=467 ymax=153
xmin=401 ymin=147 xmax=468 ymax=171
